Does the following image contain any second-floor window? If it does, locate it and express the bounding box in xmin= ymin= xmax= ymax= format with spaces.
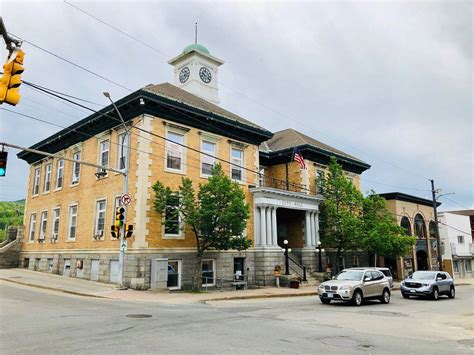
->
xmin=68 ymin=205 xmax=78 ymax=240
xmin=55 ymin=159 xmax=64 ymax=189
xmin=43 ymin=163 xmax=52 ymax=192
xmin=166 ymin=131 xmax=184 ymax=172
xmin=98 ymin=139 xmax=110 ymax=174
xmin=231 ymin=148 xmax=244 ymax=181
xmin=28 ymin=213 xmax=36 ymax=242
xmin=316 ymin=170 xmax=325 ymax=194
xmin=72 ymin=151 xmax=81 ymax=184
xmin=457 ymin=235 xmax=465 ymax=244
xmin=116 ymin=132 xmax=129 ymax=171
xmin=165 ymin=195 xmax=180 ymax=236
xmin=94 ymin=199 xmax=106 ymax=238
xmin=201 ymin=140 xmax=216 ymax=176
xmin=51 ymin=208 xmax=60 ymax=240
xmin=33 ymin=167 xmax=40 ymax=196
xmin=39 ymin=211 xmax=48 ymax=241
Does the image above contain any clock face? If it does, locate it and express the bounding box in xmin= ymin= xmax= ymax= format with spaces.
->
xmin=179 ymin=67 xmax=190 ymax=83
xmin=199 ymin=67 xmax=212 ymax=83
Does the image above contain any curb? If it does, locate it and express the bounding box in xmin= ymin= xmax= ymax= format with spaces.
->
xmin=0 ymin=277 xmax=109 ymax=299
xmin=206 ymin=291 xmax=318 ymax=301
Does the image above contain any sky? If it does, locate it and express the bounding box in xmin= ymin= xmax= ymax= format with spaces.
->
xmin=0 ymin=0 xmax=472 ymax=211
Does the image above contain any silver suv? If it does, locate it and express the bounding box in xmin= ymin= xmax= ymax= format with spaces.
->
xmin=318 ymin=268 xmax=391 ymax=306
xmin=400 ymin=271 xmax=455 ymax=300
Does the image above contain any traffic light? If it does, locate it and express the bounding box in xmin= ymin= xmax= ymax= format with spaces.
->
xmin=115 ymin=207 xmax=125 ymax=228
xmin=0 ymin=49 xmax=25 ymax=106
xmin=0 ymin=151 xmax=7 ymax=177
xmin=124 ymin=224 xmax=133 ymax=239
xmin=110 ymin=225 xmax=119 ymax=239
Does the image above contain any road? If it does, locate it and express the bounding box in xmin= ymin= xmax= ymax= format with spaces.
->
xmin=1 ymin=282 xmax=473 ymax=354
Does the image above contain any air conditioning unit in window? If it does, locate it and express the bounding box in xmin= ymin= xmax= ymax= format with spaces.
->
xmin=95 ymin=169 xmax=107 ymax=179
xmin=50 ymin=234 xmax=58 ymax=243
xmin=93 ymin=230 xmax=104 ymax=240
xmin=38 ymin=235 xmax=45 ymax=243
xmin=71 ymin=179 xmax=79 ymax=185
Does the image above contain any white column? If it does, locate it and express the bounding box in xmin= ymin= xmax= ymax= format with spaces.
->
xmin=310 ymin=211 xmax=316 ymax=247
xmin=254 ymin=207 xmax=261 ymax=247
xmin=305 ymin=211 xmax=312 ymax=247
xmin=266 ymin=207 xmax=272 ymax=247
xmin=259 ymin=206 xmax=267 ymax=246
xmin=314 ymin=212 xmax=320 ymax=247
xmin=271 ymin=207 xmax=278 ymax=246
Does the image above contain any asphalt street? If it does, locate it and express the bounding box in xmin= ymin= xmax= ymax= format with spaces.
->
xmin=1 ymin=282 xmax=473 ymax=354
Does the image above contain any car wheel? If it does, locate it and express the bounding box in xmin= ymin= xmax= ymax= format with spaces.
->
xmin=448 ymin=287 xmax=455 ymax=299
xmin=380 ymin=289 xmax=391 ymax=304
xmin=402 ymin=293 xmax=410 ymax=299
xmin=352 ymin=290 xmax=363 ymax=306
xmin=432 ymin=287 xmax=439 ymax=301
xmin=321 ymin=298 xmax=331 ymax=304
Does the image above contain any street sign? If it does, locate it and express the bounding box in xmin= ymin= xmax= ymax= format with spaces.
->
xmin=120 ymin=239 xmax=128 ymax=252
xmin=120 ymin=193 xmax=132 ymax=206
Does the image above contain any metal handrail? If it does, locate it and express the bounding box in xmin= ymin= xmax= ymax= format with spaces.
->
xmin=287 ymin=255 xmax=307 ymax=282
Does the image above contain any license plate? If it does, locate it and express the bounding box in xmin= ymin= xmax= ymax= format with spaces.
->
xmin=410 ymin=289 xmax=416 ymax=293
xmin=327 ymin=293 xmax=333 ymax=298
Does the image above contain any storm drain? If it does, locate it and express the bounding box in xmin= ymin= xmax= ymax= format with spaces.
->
xmin=126 ymin=314 xmax=152 ymax=318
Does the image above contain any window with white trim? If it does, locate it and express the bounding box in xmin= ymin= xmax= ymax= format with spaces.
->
xmin=51 ymin=208 xmax=60 ymax=241
xmin=32 ymin=167 xmax=40 ymax=195
xmin=166 ymin=131 xmax=184 ymax=172
xmin=457 ymin=235 xmax=465 ymax=244
xmin=316 ymin=170 xmax=325 ymax=194
xmin=164 ymin=195 xmax=181 ymax=236
xmin=71 ymin=151 xmax=81 ymax=184
xmin=201 ymin=140 xmax=216 ymax=176
xmin=28 ymin=213 xmax=36 ymax=242
xmin=231 ymin=147 xmax=244 ymax=181
xmin=116 ymin=132 xmax=129 ymax=171
xmin=98 ymin=139 xmax=110 ymax=174
xmin=43 ymin=163 xmax=52 ymax=192
xmin=94 ymin=199 xmax=106 ymax=239
xmin=39 ymin=211 xmax=48 ymax=241
xmin=68 ymin=205 xmax=78 ymax=240
xmin=202 ymin=259 xmax=216 ymax=286
xmin=55 ymin=159 xmax=64 ymax=189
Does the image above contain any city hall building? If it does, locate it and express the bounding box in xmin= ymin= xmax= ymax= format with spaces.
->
xmin=18 ymin=44 xmax=370 ymax=289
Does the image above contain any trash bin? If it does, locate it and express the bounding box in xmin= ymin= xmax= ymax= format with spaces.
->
xmin=289 ymin=280 xmax=300 ymax=289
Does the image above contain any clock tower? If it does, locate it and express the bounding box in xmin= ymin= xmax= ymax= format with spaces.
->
xmin=168 ymin=44 xmax=224 ymax=104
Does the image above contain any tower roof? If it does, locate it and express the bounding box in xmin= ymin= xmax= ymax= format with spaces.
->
xmin=183 ymin=43 xmax=210 ymax=55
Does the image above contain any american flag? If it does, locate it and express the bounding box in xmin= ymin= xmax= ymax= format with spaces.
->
xmin=293 ymin=148 xmax=307 ymax=170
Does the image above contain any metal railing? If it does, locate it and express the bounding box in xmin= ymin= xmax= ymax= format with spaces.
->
xmin=258 ymin=176 xmax=313 ymax=194
xmin=287 ymin=254 xmax=307 ymax=282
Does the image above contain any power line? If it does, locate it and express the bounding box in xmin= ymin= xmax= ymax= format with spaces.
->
xmin=360 ymin=178 xmax=430 ymax=192
xmin=441 ymin=196 xmax=471 ymax=210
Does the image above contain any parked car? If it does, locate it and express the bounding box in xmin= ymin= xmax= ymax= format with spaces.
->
xmin=400 ymin=271 xmax=455 ymax=300
xmin=375 ymin=267 xmax=394 ymax=288
xmin=318 ymin=268 xmax=391 ymax=306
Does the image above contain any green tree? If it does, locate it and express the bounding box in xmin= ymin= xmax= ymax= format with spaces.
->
xmin=319 ymin=157 xmax=364 ymax=272
xmin=152 ymin=164 xmax=251 ymax=290
xmin=361 ymin=192 xmax=415 ymax=263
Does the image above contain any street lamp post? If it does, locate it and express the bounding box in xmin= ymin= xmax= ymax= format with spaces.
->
xmin=283 ymin=239 xmax=291 ymax=275
xmin=103 ymin=92 xmax=130 ymax=289
xmin=316 ymin=241 xmax=325 ymax=272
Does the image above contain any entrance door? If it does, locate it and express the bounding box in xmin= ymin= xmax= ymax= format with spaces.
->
xmin=91 ymin=260 xmax=100 ymax=281
xmin=167 ymin=260 xmax=181 ymax=290
xmin=63 ymin=260 xmax=71 ymax=277
xmin=234 ymin=257 xmax=245 ymax=290
xmin=416 ymin=251 xmax=428 ymax=271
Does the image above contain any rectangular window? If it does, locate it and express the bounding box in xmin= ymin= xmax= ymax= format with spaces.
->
xmin=71 ymin=151 xmax=81 ymax=184
xmin=116 ymin=132 xmax=129 ymax=171
xmin=202 ymin=259 xmax=215 ymax=286
xmin=33 ymin=167 xmax=40 ymax=195
xmin=68 ymin=205 xmax=78 ymax=240
xmin=164 ymin=195 xmax=180 ymax=236
xmin=55 ymin=159 xmax=64 ymax=189
xmin=167 ymin=260 xmax=181 ymax=290
xmin=231 ymin=148 xmax=244 ymax=181
xmin=201 ymin=140 xmax=216 ymax=176
xmin=166 ymin=131 xmax=184 ymax=171
xmin=353 ymin=255 xmax=359 ymax=267
xmin=465 ymin=260 xmax=472 ymax=272
xmin=51 ymin=208 xmax=60 ymax=241
xmin=43 ymin=163 xmax=52 ymax=192
xmin=453 ymin=260 xmax=459 ymax=273
xmin=94 ymin=199 xmax=106 ymax=239
xmin=28 ymin=213 xmax=36 ymax=242
xmin=39 ymin=211 xmax=48 ymax=241
xmin=98 ymin=139 xmax=110 ymax=175
xmin=457 ymin=235 xmax=465 ymax=244
xmin=316 ymin=170 xmax=325 ymax=194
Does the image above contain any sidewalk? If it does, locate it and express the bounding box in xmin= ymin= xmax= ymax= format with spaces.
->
xmin=0 ymin=268 xmax=317 ymax=303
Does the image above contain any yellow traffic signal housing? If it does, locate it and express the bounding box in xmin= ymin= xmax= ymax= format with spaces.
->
xmin=115 ymin=207 xmax=125 ymax=228
xmin=124 ymin=224 xmax=133 ymax=239
xmin=110 ymin=225 xmax=119 ymax=239
xmin=0 ymin=49 xmax=25 ymax=106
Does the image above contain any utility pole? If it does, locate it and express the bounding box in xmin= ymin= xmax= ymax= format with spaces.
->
xmin=103 ymin=92 xmax=130 ymax=289
xmin=430 ymin=179 xmax=443 ymax=271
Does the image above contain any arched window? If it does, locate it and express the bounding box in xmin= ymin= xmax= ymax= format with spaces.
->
xmin=400 ymin=216 xmax=411 ymax=236
xmin=414 ymin=214 xmax=426 ymax=239
xmin=429 ymin=221 xmax=437 ymax=239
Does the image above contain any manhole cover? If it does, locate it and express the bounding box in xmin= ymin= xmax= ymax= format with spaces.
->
xmin=126 ymin=314 xmax=152 ymax=318
xmin=321 ymin=337 xmax=359 ymax=347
